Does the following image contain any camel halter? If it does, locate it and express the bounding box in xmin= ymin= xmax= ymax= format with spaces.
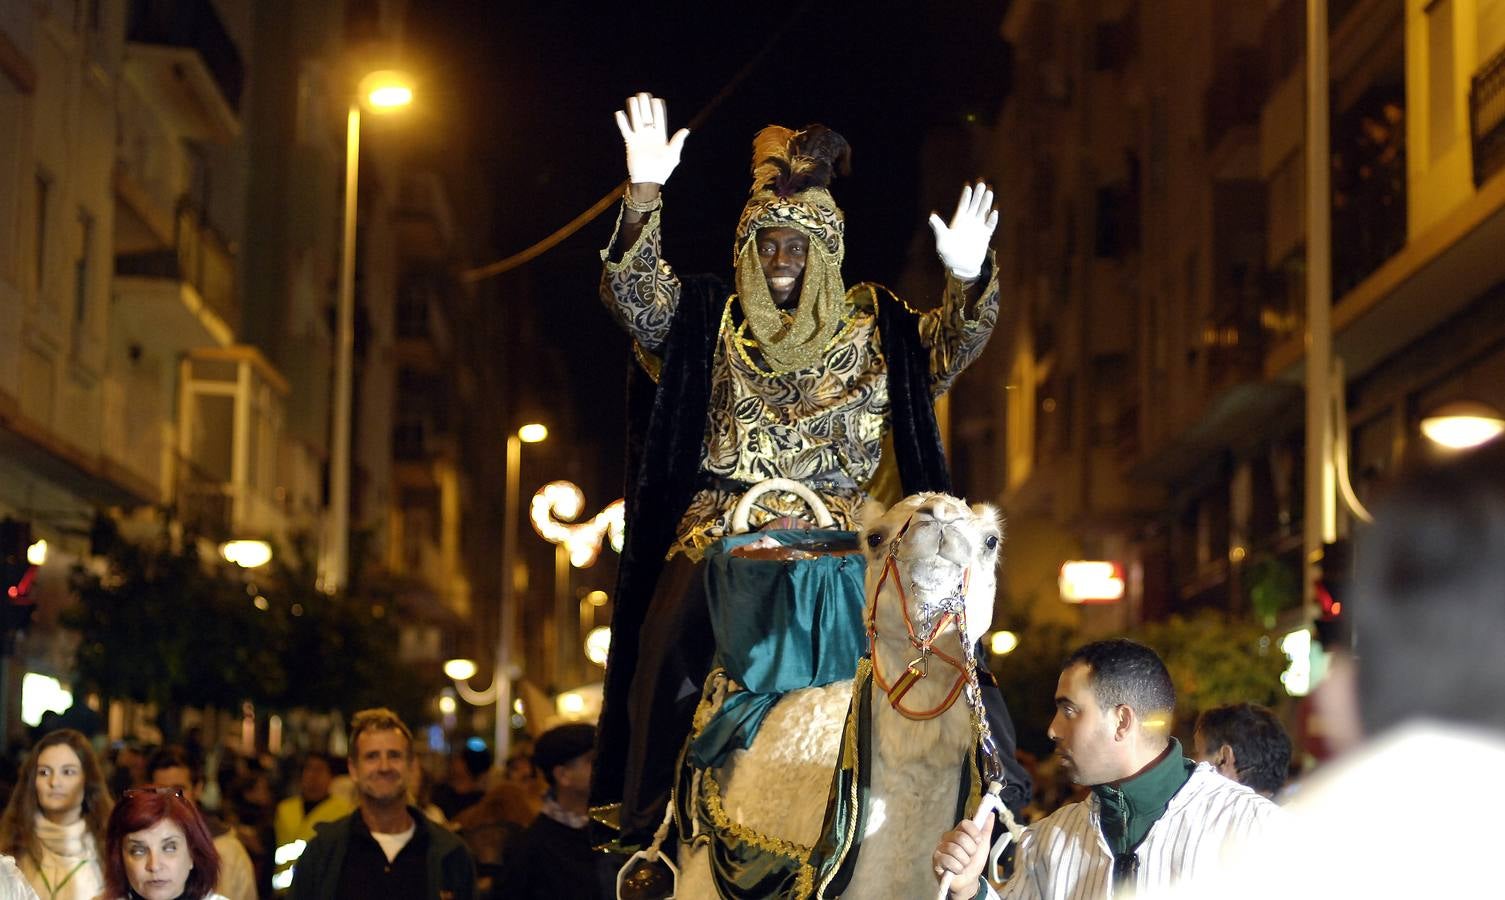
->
xmin=865 ymin=515 xmax=974 ymax=720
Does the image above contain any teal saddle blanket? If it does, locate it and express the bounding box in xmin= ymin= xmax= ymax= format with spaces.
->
xmin=689 ymin=529 xmax=868 ymax=768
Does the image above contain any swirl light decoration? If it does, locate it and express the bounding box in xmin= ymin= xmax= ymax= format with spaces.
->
xmin=530 ymin=480 xmax=626 ymax=568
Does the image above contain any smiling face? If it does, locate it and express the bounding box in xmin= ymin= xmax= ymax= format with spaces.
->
xmin=123 ymin=818 xmax=193 ymax=900
xmin=351 ymin=727 xmax=412 ymax=807
xmin=1048 ymin=662 xmax=1126 ymax=786
xmin=35 ymin=744 xmax=85 ymax=823
xmin=756 ymin=227 xmax=809 ymax=308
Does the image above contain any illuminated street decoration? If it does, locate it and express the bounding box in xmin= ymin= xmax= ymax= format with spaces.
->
xmin=1058 ymin=560 xmax=1125 ymax=603
xmin=1281 ymin=628 xmax=1313 ymax=697
xmin=530 ymin=480 xmax=626 ymax=567
xmin=585 ymin=626 xmax=612 ymax=667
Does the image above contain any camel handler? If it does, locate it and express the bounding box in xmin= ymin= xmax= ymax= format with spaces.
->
xmin=593 ymin=92 xmax=1032 ymax=848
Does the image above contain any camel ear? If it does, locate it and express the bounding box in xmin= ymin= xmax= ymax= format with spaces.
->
xmin=970 ymin=502 xmax=1004 ymax=539
xmin=858 ymin=498 xmax=889 ymax=530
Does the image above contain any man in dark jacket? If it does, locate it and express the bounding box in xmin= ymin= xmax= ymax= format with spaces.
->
xmin=290 ymin=708 xmax=476 ymax=900
xmin=498 ymin=724 xmax=617 ymax=899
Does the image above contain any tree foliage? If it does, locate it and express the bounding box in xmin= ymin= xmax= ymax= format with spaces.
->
xmin=990 ymin=610 xmax=1288 ymax=754
xmin=1125 ymin=611 xmax=1287 ymax=730
xmin=64 ymin=527 xmax=438 ymax=723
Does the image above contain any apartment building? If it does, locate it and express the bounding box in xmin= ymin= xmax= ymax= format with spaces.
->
xmin=961 ymin=0 xmax=1505 ymax=644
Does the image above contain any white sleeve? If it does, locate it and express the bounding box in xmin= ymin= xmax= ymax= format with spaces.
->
xmin=0 ymin=856 xmax=38 ymax=900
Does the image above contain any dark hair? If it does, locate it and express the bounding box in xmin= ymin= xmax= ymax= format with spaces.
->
xmin=460 ymin=744 xmax=493 ymax=778
xmin=1063 ymin=639 xmax=1176 ymax=724
xmin=0 ymin=729 xmax=113 ymax=863
xmin=147 ymin=745 xmax=202 ymax=786
xmin=302 ymin=751 xmax=335 ymax=774
xmin=1195 ymin=703 xmax=1292 ymax=795
xmin=103 ymin=786 xmax=220 ymax=899
xmin=1355 ymin=438 xmax=1505 ymax=734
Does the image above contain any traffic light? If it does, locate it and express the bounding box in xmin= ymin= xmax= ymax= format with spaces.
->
xmin=1314 ymin=538 xmax=1353 ymax=651
xmin=0 ymin=518 xmax=38 ymax=636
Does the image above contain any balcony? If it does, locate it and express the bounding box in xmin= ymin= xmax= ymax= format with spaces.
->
xmin=115 ymin=201 xmax=238 ymax=349
xmin=175 ymin=347 xmax=289 ymax=542
xmin=1331 ymin=83 xmax=1406 ymax=299
xmin=1206 ymin=46 xmax=1266 ymax=171
xmin=1472 ymin=43 xmax=1505 ymax=187
xmin=395 ymin=173 xmax=456 ymax=261
xmin=124 ymin=0 xmax=242 ymax=142
xmin=394 ymin=271 xmax=452 ymax=370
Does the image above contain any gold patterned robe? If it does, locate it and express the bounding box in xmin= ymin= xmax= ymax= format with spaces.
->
xmin=600 ymin=203 xmax=999 ymax=559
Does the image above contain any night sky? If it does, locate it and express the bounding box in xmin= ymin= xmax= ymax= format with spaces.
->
xmin=404 ymin=0 xmax=1013 ymax=493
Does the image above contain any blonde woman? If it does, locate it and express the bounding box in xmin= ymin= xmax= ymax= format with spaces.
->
xmin=0 ymin=730 xmax=111 ymax=900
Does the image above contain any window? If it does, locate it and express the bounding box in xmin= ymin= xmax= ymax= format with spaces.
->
xmin=73 ymin=209 xmax=93 ymax=331
xmin=33 ymin=171 xmax=49 ymax=295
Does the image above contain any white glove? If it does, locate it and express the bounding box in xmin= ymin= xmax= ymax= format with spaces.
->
xmin=614 ymin=92 xmax=690 ymax=186
xmin=928 ymin=181 xmax=999 ymax=281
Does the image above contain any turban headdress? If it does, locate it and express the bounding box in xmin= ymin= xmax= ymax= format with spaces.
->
xmin=732 ymin=125 xmax=852 ymax=373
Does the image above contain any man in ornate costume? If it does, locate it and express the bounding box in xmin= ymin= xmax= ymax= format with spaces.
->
xmin=594 ymin=92 xmax=1030 ymax=846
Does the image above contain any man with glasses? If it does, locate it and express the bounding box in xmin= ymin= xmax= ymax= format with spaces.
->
xmin=933 ymin=640 xmax=1282 ymax=899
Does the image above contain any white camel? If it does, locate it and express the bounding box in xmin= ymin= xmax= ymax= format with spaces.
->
xmin=672 ymin=492 xmax=1005 ymax=900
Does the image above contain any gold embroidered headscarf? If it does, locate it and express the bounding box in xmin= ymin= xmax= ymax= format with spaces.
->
xmin=731 ymin=125 xmax=852 ymax=373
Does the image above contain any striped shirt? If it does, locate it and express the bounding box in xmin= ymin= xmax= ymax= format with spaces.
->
xmin=990 ymin=763 xmax=1282 ymax=899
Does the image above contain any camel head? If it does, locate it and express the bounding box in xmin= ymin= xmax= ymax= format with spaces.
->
xmin=859 ymin=493 xmax=1003 ymax=727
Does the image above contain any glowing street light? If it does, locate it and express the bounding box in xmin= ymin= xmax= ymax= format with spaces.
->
xmin=324 ymin=68 xmax=415 ymax=594
xmin=988 ymin=630 xmax=1019 ymax=656
xmin=443 ymin=659 xmax=478 ymax=682
xmin=220 ymin=540 xmax=272 ymax=569
xmin=1420 ymin=401 xmax=1505 ymax=450
xmin=359 ymin=70 xmax=414 ymax=111
xmin=517 ymin=423 xmax=549 ymax=444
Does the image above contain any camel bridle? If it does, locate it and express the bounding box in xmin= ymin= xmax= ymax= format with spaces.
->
xmin=865 ymin=514 xmax=976 ymax=720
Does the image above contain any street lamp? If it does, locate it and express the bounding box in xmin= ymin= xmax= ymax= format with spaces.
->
xmin=496 ymin=423 xmax=547 ymax=761
xmin=220 ymin=539 xmax=272 ymax=569
xmin=1420 ymin=401 xmax=1505 ymax=450
xmin=325 ymin=69 xmax=415 ymax=595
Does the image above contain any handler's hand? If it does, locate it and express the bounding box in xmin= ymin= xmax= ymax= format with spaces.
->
xmin=614 ymin=92 xmax=689 ymax=186
xmin=928 ymin=180 xmax=999 ymax=281
xmin=933 ymin=813 xmax=994 ymax=900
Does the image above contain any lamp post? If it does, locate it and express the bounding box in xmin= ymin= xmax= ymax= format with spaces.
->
xmin=496 ymin=423 xmax=547 ymax=760
xmin=325 ymin=70 xmax=414 ymax=594
xmin=1303 ymin=0 xmax=1335 ymax=621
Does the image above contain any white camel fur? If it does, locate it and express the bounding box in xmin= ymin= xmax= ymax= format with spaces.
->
xmin=676 ymin=492 xmax=1003 ymax=900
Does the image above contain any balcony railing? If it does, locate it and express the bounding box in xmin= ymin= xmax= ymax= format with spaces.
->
xmin=1205 ymin=46 xmax=1266 ymax=154
xmin=126 ymin=0 xmax=243 ymax=111
xmin=1471 ymin=43 xmax=1505 ymax=187
xmin=116 ymin=201 xmax=238 ymax=328
xmin=176 ymin=454 xmax=233 ymax=541
xmin=1331 ymin=84 xmax=1406 ymax=298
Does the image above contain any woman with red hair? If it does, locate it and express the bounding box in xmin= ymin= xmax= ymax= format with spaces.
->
xmin=101 ymin=787 xmax=224 ymax=900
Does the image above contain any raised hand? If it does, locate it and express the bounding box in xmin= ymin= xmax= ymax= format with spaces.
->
xmin=614 ymin=92 xmax=690 ymax=186
xmin=927 ymin=180 xmax=999 ymax=281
